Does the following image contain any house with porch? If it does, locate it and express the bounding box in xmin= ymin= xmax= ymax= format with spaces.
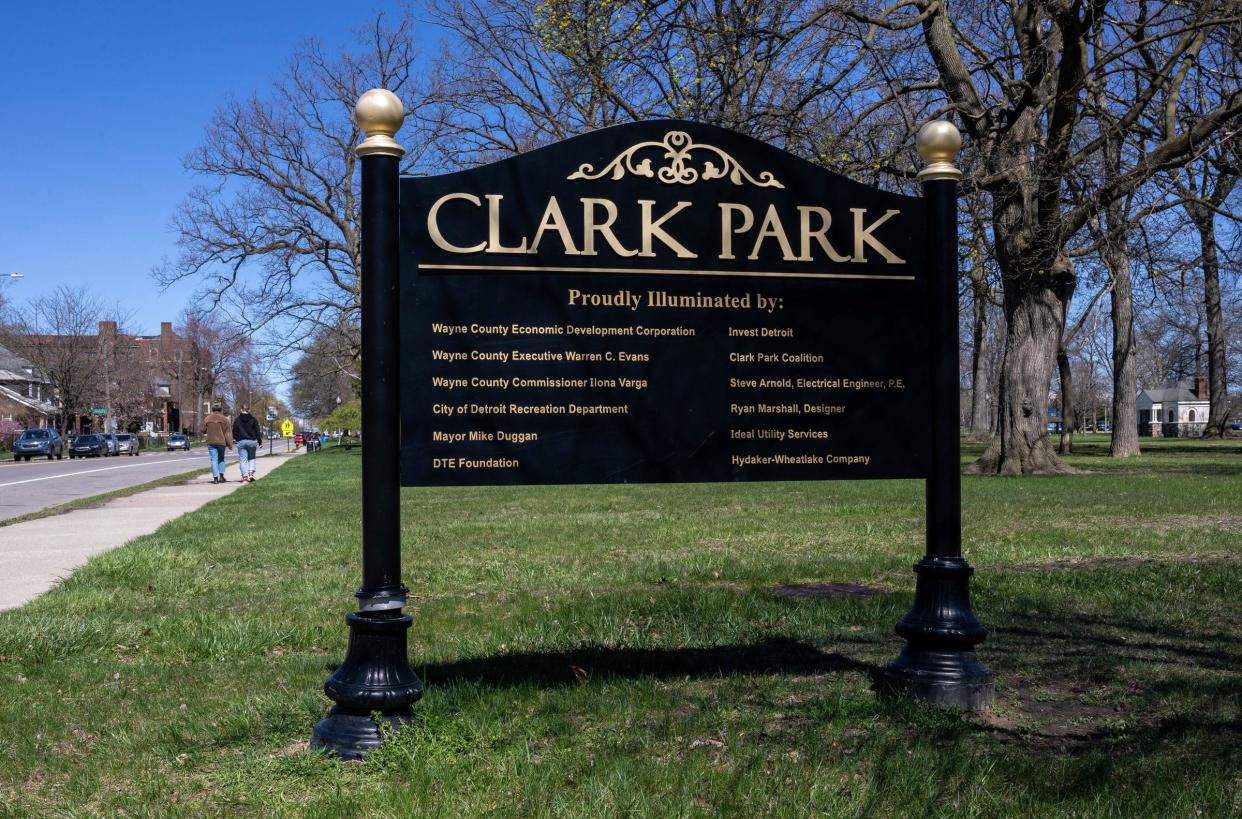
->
xmin=1136 ymin=377 xmax=1210 ymax=437
xmin=0 ymin=342 xmax=58 ymax=428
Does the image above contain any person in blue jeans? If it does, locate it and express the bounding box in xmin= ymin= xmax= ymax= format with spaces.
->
xmin=232 ymin=405 xmax=262 ymax=483
xmin=202 ymin=404 xmax=233 ymax=484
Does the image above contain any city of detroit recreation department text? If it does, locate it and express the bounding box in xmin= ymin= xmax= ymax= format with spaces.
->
xmin=423 ymin=282 xmax=906 ymax=473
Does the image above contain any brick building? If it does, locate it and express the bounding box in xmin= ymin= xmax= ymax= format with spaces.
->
xmin=10 ymin=320 xmax=208 ymax=434
xmin=95 ymin=320 xmax=207 ymax=434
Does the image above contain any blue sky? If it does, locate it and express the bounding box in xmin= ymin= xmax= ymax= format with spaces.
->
xmin=0 ymin=1 xmax=414 ymax=337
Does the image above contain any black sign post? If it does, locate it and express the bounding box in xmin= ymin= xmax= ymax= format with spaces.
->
xmin=312 ymin=90 xmax=423 ymax=760
xmin=313 ymin=91 xmax=992 ymax=758
xmin=881 ymin=124 xmax=993 ymax=709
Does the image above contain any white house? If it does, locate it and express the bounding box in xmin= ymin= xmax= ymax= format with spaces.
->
xmin=1136 ymin=378 xmax=1209 ymax=437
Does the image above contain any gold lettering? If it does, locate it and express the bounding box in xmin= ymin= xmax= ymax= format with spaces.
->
xmin=580 ymin=198 xmax=637 ymax=257
xmin=719 ymin=203 xmax=753 ymax=260
xmin=798 ymin=206 xmax=850 ymax=262
xmin=638 ymin=200 xmax=696 ymax=258
xmin=529 ymin=196 xmax=582 ymax=255
xmin=747 ymin=204 xmax=796 ymax=261
xmin=485 ymin=195 xmax=528 ymax=253
xmin=851 ymin=208 xmax=905 ymax=263
xmin=427 ymin=193 xmax=486 ymax=254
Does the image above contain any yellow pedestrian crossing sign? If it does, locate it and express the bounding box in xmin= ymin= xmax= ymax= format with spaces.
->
xmin=281 ymin=420 xmax=295 ymax=437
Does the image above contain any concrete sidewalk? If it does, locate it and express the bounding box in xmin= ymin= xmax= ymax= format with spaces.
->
xmin=0 ymin=448 xmax=303 ymax=611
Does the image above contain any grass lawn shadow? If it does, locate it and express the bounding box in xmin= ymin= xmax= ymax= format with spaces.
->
xmin=979 ymin=579 xmax=1242 ymax=763
xmin=418 ymin=636 xmax=880 ymax=689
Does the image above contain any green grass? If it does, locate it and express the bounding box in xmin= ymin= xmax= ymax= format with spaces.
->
xmin=0 ymin=438 xmax=1239 ymax=817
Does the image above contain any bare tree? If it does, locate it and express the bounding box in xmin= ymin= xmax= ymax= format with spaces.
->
xmin=898 ymin=0 xmax=1242 ymax=474
xmin=1177 ymin=141 xmax=1240 ymax=436
xmin=424 ymin=0 xmax=905 ymax=177
xmin=0 ymin=286 xmax=105 ymax=433
xmin=963 ymin=203 xmax=1003 ymax=441
xmin=107 ymin=331 xmax=158 ymax=432
xmin=174 ymin=310 xmax=252 ymax=430
xmin=290 ymin=322 xmax=359 ymax=420
xmin=158 ymin=15 xmax=431 ymax=357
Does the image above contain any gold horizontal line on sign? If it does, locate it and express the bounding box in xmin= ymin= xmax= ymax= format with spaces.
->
xmin=416 ymin=263 xmax=916 ymax=281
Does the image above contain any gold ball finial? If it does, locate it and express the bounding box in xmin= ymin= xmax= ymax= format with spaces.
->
xmin=916 ymin=120 xmax=963 ymax=182
xmin=355 ymin=89 xmax=405 ymax=158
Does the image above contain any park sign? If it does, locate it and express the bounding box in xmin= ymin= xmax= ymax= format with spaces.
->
xmin=399 ymin=122 xmax=930 ymax=486
xmin=311 ymin=89 xmax=993 ymax=761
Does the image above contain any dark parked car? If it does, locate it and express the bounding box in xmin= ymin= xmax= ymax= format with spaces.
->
xmin=166 ymin=433 xmax=190 ymax=451
xmin=101 ymin=433 xmax=121 ymax=456
xmin=70 ymin=433 xmax=107 ymax=458
xmin=115 ymin=433 xmax=140 ymax=456
xmin=12 ymin=428 xmax=63 ymax=461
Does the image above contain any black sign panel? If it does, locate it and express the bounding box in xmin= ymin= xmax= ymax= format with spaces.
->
xmin=400 ymin=121 xmax=928 ymax=486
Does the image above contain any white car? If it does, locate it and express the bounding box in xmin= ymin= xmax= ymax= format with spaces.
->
xmin=114 ymin=433 xmax=140 ymax=456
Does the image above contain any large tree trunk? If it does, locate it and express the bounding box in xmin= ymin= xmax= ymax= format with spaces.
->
xmin=1191 ymin=206 xmax=1232 ymax=437
xmin=966 ymin=275 xmax=1075 ymax=475
xmin=968 ymin=275 xmax=992 ymax=441
xmin=1103 ymin=204 xmax=1140 ymax=457
xmin=966 ymin=177 xmax=1076 ymax=476
xmin=1057 ymin=345 xmax=1074 ymax=454
xmin=1108 ymin=273 xmax=1140 ymax=456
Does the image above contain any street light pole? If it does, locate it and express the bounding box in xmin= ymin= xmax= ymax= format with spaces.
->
xmin=311 ymin=89 xmax=421 ymax=759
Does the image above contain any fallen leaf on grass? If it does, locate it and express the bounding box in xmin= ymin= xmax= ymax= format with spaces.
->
xmin=689 ymin=738 xmax=725 ymax=750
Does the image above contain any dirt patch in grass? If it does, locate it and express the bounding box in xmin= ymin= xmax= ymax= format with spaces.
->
xmin=975 ymin=679 xmax=1134 ymax=753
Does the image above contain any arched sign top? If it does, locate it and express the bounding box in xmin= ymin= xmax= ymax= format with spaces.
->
xmin=399 ymin=118 xmax=930 ymax=487
xmin=403 ymin=120 xmax=922 ymax=284
xmin=421 ymin=119 xmax=917 ymax=200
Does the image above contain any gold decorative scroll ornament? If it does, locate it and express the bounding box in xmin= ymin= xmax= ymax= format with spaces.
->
xmin=568 ymin=131 xmax=784 ymax=189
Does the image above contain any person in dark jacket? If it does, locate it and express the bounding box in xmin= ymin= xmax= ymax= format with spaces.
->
xmin=232 ymin=405 xmax=262 ymax=483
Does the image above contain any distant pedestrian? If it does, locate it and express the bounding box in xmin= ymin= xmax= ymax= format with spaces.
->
xmin=203 ymin=403 xmax=233 ymax=484
xmin=232 ymin=405 xmax=261 ymax=483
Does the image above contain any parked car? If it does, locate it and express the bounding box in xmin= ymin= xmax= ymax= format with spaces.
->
xmin=12 ymin=428 xmax=63 ymax=461
xmin=69 ymin=433 xmax=107 ymax=458
xmin=166 ymin=433 xmax=190 ymax=451
xmin=114 ymin=433 xmax=140 ymax=456
xmin=102 ymin=433 xmax=121 ymax=456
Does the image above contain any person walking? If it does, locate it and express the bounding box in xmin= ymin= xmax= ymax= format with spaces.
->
xmin=232 ymin=405 xmax=261 ymax=483
xmin=203 ymin=403 xmax=233 ymax=484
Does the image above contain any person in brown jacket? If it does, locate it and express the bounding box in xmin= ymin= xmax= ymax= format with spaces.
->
xmin=203 ymin=403 xmax=233 ymax=483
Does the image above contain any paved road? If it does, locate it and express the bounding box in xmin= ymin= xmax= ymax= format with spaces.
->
xmin=0 ymin=445 xmax=292 ymax=521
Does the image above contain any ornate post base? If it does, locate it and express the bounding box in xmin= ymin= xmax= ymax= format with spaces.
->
xmin=312 ymin=611 xmax=424 ymax=760
xmin=883 ymin=557 xmax=994 ymax=710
